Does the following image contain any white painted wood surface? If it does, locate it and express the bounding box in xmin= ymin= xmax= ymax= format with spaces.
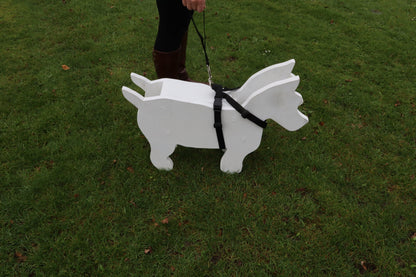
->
xmin=122 ymin=59 xmax=308 ymax=173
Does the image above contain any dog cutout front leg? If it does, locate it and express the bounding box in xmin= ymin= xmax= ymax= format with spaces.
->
xmin=149 ymin=142 xmax=176 ymax=170
xmin=220 ymin=149 xmax=251 ymax=173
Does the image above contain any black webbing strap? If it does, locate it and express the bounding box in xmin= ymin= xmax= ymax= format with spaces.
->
xmin=212 ymin=83 xmax=267 ymax=150
xmin=212 ymin=84 xmax=226 ymax=150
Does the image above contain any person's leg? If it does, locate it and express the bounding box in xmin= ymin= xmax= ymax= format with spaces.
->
xmin=153 ymin=0 xmax=193 ymax=80
xmin=177 ymin=30 xmax=191 ymax=81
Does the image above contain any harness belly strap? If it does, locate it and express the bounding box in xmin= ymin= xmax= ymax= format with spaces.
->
xmin=211 ymin=83 xmax=267 ymax=150
xmin=213 ymin=84 xmax=226 ymax=150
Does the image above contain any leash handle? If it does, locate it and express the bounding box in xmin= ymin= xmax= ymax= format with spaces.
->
xmin=191 ymin=11 xmax=212 ymax=85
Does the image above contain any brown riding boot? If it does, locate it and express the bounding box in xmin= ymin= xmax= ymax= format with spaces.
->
xmin=177 ymin=31 xmax=193 ymax=81
xmin=152 ymin=48 xmax=181 ymax=79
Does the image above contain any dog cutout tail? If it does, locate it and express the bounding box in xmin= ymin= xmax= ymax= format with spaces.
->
xmin=130 ymin=73 xmax=151 ymax=91
xmin=130 ymin=73 xmax=163 ymax=97
xmin=122 ymin=86 xmax=145 ymax=109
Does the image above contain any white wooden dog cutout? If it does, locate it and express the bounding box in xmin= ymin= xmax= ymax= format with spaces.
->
xmin=122 ymin=59 xmax=308 ymax=173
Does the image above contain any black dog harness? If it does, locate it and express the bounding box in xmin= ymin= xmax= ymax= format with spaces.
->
xmin=191 ymin=14 xmax=267 ymax=150
xmin=211 ymin=84 xmax=267 ymax=150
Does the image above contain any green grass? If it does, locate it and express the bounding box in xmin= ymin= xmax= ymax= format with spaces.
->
xmin=1 ymin=0 xmax=415 ymax=275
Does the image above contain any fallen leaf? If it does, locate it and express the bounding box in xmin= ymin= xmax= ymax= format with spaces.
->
xmin=144 ymin=247 xmax=152 ymax=254
xmin=15 ymin=251 xmax=27 ymax=263
xmin=295 ymin=188 xmax=308 ymax=195
xmin=319 ymin=121 xmax=325 ymax=126
xmin=161 ymin=218 xmax=169 ymax=224
xmin=61 ymin=65 xmax=70 ymax=70
xmin=361 ymin=261 xmax=367 ymax=271
xmin=127 ymin=166 xmax=134 ymax=173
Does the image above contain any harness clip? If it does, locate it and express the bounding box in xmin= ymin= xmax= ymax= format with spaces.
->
xmin=241 ymin=110 xmax=250 ymax=119
xmin=213 ymin=122 xmax=222 ymax=129
xmin=213 ymin=98 xmax=223 ymax=111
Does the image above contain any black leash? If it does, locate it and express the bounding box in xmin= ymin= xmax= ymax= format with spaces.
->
xmin=191 ymin=12 xmax=212 ymax=85
xmin=191 ymin=13 xmax=267 ymax=150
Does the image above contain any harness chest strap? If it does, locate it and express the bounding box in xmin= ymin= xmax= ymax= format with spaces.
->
xmin=211 ymin=84 xmax=267 ymax=150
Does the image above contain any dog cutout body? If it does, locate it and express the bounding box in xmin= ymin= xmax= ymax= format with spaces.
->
xmin=122 ymin=59 xmax=308 ymax=173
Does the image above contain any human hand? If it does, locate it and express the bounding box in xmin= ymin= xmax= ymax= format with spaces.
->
xmin=182 ymin=0 xmax=206 ymax=12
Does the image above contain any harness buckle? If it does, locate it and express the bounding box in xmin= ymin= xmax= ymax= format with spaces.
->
xmin=213 ymin=98 xmax=223 ymax=111
xmin=241 ymin=110 xmax=250 ymax=119
xmin=213 ymin=122 xmax=222 ymax=129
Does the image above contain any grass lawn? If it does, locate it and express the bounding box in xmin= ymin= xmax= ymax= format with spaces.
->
xmin=1 ymin=0 xmax=415 ymax=275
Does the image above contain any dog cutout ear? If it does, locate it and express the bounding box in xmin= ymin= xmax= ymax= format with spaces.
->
xmin=230 ymin=60 xmax=296 ymax=104
xmin=122 ymin=86 xmax=144 ymax=109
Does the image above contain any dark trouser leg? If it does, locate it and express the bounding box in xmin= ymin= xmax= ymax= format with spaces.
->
xmin=177 ymin=31 xmax=191 ymax=81
xmin=153 ymin=0 xmax=193 ymax=80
